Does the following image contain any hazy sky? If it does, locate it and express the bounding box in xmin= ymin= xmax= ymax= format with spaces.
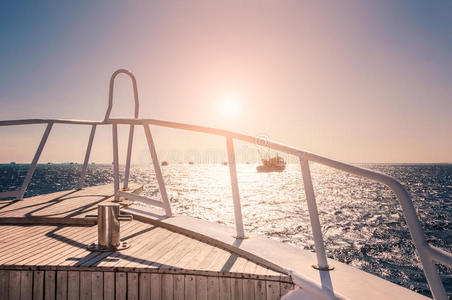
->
xmin=1 ymin=1 xmax=451 ymax=164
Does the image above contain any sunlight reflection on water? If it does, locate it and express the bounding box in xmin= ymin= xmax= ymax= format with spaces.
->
xmin=1 ymin=163 xmax=450 ymax=297
xmin=130 ymin=163 xmax=451 ymax=297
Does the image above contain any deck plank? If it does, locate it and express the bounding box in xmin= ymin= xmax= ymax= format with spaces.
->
xmin=9 ymin=270 xmax=21 ymax=300
xmin=1 ymin=226 xmax=84 ymax=265
xmin=0 ymin=270 xmax=9 ymax=299
xmin=20 ymin=270 xmax=33 ymax=300
xmin=91 ymin=272 xmax=103 ymax=300
xmin=197 ymin=246 xmax=224 ymax=271
xmin=243 ymin=259 xmax=258 ymax=275
xmin=16 ymin=226 xmax=97 ymax=266
xmin=207 ymin=277 xmax=219 ymax=300
xmin=103 ymin=272 xmax=115 ymax=300
xmin=161 ymin=274 xmax=173 ymax=300
xmin=242 ymin=278 xmax=255 ymax=300
xmin=115 ymin=272 xmax=127 ymax=300
xmin=219 ymin=277 xmax=231 ymax=300
xmin=0 ymin=183 xmax=141 ymax=220
xmin=67 ymin=271 xmax=79 ymax=300
xmin=207 ymin=248 xmax=232 ymax=272
xmin=80 ymin=271 xmax=92 ymax=300
xmin=170 ymin=240 xmax=204 ymax=269
xmin=184 ymin=275 xmax=196 ymax=300
xmin=0 ymin=225 xmax=46 ymax=244
xmin=0 ymin=183 xmax=292 ymax=300
xmin=148 ymin=233 xmax=190 ymax=268
xmin=72 ymin=221 xmax=143 ymax=267
xmin=97 ymin=226 xmax=169 ymax=268
xmin=108 ymin=240 xmax=165 ymax=269
xmin=33 ymin=271 xmax=44 ymax=300
xmin=266 ymin=280 xmax=280 ymax=300
xmin=127 ymin=273 xmax=138 ymax=300
xmin=122 ymin=228 xmax=180 ymax=269
xmin=44 ymin=271 xmax=56 ymax=300
xmin=254 ymin=279 xmax=266 ymax=299
xmin=150 ymin=235 xmax=195 ymax=269
xmin=150 ymin=273 xmax=161 ymax=300
xmin=231 ymin=277 xmax=243 ymax=300
xmin=196 ymin=276 xmax=208 ymax=300
xmin=56 ymin=271 xmax=67 ymax=300
xmin=229 ymin=257 xmax=249 ymax=273
xmin=0 ymin=226 xmax=61 ymax=261
xmin=183 ymin=244 xmax=216 ymax=270
xmin=173 ymin=274 xmax=184 ymax=300
xmin=139 ymin=272 xmax=151 ymax=300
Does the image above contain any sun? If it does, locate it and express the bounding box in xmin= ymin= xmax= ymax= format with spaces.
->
xmin=219 ymin=95 xmax=240 ymax=117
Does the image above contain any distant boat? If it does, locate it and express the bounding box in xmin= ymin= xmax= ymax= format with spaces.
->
xmin=188 ymin=162 xmax=194 ymax=165
xmin=47 ymin=162 xmax=52 ymax=165
xmin=10 ymin=162 xmax=16 ymax=165
xmin=222 ymin=162 xmax=227 ymax=166
xmin=161 ymin=161 xmax=168 ymax=166
xmin=256 ymin=153 xmax=285 ymax=172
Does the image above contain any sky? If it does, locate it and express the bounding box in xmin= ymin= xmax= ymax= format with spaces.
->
xmin=0 ymin=0 xmax=451 ymax=164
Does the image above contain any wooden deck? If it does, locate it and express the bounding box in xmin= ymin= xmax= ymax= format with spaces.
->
xmin=0 ymin=183 xmax=294 ymax=299
xmin=0 ymin=183 xmax=143 ymax=225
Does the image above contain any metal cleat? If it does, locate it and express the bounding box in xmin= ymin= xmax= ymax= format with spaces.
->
xmin=85 ymin=202 xmax=132 ymax=251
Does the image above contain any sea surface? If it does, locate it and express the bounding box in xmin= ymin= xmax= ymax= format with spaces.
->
xmin=1 ymin=163 xmax=451 ymax=298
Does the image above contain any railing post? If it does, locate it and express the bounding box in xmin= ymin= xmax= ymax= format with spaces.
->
xmin=112 ymin=124 xmax=120 ymax=201
xmin=299 ymin=156 xmax=332 ymax=270
xmin=123 ymin=125 xmax=134 ymax=190
xmin=143 ymin=123 xmax=172 ymax=217
xmin=17 ymin=122 xmax=53 ymax=200
xmin=78 ymin=124 xmax=97 ymax=189
xmin=391 ymin=185 xmax=448 ymax=300
xmin=226 ymin=137 xmax=246 ymax=239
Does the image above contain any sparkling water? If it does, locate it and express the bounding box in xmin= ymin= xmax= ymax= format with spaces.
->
xmin=1 ymin=163 xmax=451 ymax=298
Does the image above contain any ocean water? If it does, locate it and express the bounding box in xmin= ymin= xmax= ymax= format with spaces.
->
xmin=1 ymin=163 xmax=451 ymax=298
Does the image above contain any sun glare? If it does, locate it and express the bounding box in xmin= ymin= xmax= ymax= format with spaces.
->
xmin=219 ymin=95 xmax=239 ymax=117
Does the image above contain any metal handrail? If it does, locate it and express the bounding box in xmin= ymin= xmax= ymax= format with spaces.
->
xmin=0 ymin=70 xmax=450 ymax=299
xmin=104 ymin=69 xmax=140 ymax=191
xmin=104 ymin=69 xmax=139 ymax=121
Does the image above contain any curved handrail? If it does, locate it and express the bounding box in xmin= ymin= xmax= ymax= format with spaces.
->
xmin=1 ymin=67 xmax=450 ymax=298
xmin=1 ymin=116 xmax=450 ymax=299
xmin=104 ymin=69 xmax=140 ymax=121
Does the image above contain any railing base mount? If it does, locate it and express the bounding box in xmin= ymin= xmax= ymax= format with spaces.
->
xmin=312 ymin=264 xmax=334 ymax=271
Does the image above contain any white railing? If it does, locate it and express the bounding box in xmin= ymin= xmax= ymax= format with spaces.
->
xmin=0 ymin=69 xmax=450 ymax=299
